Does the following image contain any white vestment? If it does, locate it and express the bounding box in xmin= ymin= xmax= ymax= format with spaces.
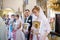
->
xmin=0 ymin=17 xmax=8 ymax=40
xmin=32 ymin=7 xmax=51 ymax=40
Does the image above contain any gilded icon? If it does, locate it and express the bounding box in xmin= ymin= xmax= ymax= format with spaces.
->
xmin=32 ymin=21 xmax=40 ymax=29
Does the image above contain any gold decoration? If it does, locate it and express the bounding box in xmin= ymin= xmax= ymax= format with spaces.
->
xmin=23 ymin=23 xmax=29 ymax=30
xmin=48 ymin=0 xmax=57 ymax=3
xmin=32 ymin=21 xmax=40 ymax=29
xmin=48 ymin=0 xmax=60 ymax=11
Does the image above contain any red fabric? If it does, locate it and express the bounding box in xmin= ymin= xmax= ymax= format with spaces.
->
xmin=30 ymin=33 xmax=33 ymax=40
xmin=13 ymin=31 xmax=16 ymax=40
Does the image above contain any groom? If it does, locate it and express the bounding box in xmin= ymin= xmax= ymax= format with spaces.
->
xmin=24 ymin=9 xmax=32 ymax=40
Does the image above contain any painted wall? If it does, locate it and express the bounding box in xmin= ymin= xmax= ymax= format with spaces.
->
xmin=26 ymin=0 xmax=36 ymax=11
xmin=3 ymin=0 xmax=36 ymax=12
xmin=0 ymin=0 xmax=3 ymax=10
xmin=3 ymin=0 xmax=23 ymax=12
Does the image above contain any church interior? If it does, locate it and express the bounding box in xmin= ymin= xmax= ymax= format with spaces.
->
xmin=0 ymin=0 xmax=60 ymax=40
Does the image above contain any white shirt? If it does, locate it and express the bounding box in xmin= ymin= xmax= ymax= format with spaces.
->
xmin=14 ymin=19 xmax=21 ymax=30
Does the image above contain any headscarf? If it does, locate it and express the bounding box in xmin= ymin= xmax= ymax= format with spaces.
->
xmin=39 ymin=7 xmax=51 ymax=33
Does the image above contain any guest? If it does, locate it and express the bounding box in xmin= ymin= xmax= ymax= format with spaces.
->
xmin=8 ymin=14 xmax=15 ymax=40
xmin=5 ymin=15 xmax=10 ymax=26
xmin=2 ymin=14 xmax=6 ymax=21
xmin=0 ymin=17 xmax=8 ymax=40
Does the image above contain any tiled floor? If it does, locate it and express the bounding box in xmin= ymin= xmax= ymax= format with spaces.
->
xmin=56 ymin=37 xmax=60 ymax=40
xmin=48 ymin=35 xmax=60 ymax=40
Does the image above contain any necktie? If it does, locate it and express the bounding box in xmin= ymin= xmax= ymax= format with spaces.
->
xmin=24 ymin=18 xmax=27 ymax=23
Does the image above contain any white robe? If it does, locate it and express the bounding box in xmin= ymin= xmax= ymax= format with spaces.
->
xmin=0 ymin=17 xmax=8 ymax=40
xmin=32 ymin=14 xmax=51 ymax=40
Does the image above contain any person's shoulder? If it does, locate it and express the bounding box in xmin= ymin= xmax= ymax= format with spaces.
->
xmin=30 ymin=15 xmax=32 ymax=17
xmin=29 ymin=15 xmax=32 ymax=18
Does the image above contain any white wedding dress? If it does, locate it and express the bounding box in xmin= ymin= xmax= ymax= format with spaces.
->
xmin=13 ymin=19 xmax=25 ymax=40
xmin=32 ymin=7 xmax=51 ymax=40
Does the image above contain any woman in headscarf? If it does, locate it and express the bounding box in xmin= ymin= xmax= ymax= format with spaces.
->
xmin=0 ymin=17 xmax=8 ymax=40
xmin=31 ymin=6 xmax=51 ymax=40
xmin=13 ymin=15 xmax=25 ymax=40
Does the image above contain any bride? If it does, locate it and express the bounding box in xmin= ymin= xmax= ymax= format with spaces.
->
xmin=13 ymin=15 xmax=25 ymax=40
xmin=31 ymin=6 xmax=51 ymax=40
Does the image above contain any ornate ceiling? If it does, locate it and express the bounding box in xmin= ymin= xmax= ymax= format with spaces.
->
xmin=47 ymin=0 xmax=60 ymax=11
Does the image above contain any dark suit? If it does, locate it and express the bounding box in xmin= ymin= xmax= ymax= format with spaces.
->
xmin=55 ymin=14 xmax=60 ymax=34
xmin=24 ymin=15 xmax=32 ymax=40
